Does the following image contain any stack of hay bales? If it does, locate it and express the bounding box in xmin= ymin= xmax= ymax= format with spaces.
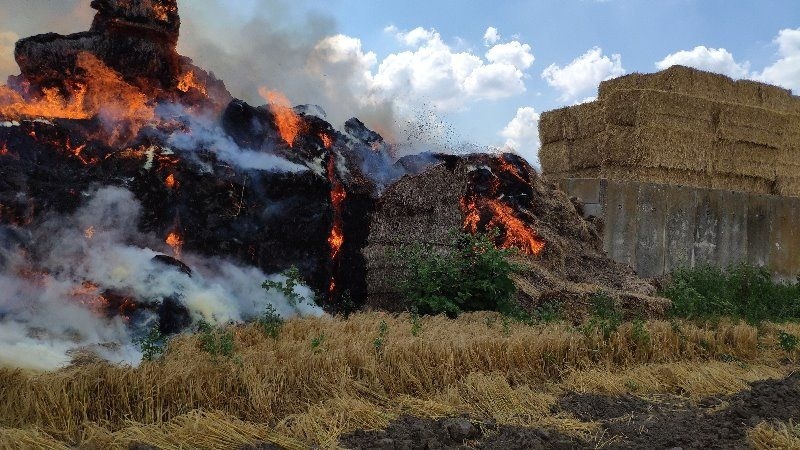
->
xmin=539 ymin=65 xmax=800 ymax=197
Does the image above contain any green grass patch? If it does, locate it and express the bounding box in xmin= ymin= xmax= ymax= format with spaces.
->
xmin=661 ymin=264 xmax=800 ymax=324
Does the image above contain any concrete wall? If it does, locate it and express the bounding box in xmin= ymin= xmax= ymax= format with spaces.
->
xmin=559 ymin=178 xmax=800 ymax=279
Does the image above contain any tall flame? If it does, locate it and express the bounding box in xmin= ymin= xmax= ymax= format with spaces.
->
xmin=258 ymin=88 xmax=302 ymax=147
xmin=166 ymin=231 xmax=184 ymax=258
xmin=165 ymin=173 xmax=176 ymax=189
xmin=324 ymin=133 xmax=346 ymax=295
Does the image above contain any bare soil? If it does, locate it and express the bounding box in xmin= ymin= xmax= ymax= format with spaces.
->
xmin=338 ymin=371 xmax=800 ymax=450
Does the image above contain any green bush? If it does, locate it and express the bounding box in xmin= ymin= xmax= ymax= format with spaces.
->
xmin=394 ymin=230 xmax=521 ymax=318
xmin=582 ymin=292 xmax=623 ymax=339
xmin=197 ymin=320 xmax=236 ymax=360
xmin=262 ymin=266 xmax=311 ymax=307
xmin=779 ymin=331 xmax=799 ymax=352
xmin=661 ymin=264 xmax=800 ymax=323
xmin=135 ymin=325 xmax=167 ymax=362
xmin=257 ymin=304 xmax=284 ymax=339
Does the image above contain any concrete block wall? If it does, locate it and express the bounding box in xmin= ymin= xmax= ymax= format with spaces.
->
xmin=559 ymin=178 xmax=800 ymax=279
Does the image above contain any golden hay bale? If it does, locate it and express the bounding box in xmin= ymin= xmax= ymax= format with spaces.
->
xmin=539 ymin=107 xmax=571 ymax=144
xmin=635 ymin=90 xmax=719 ymax=133
xmin=709 ymin=174 xmax=775 ymax=195
xmin=599 ymin=165 xmax=713 ymax=190
xmin=603 ymin=125 xmax=716 ymax=172
xmin=603 ymin=89 xmax=644 ymax=126
xmin=539 ymin=141 xmax=571 ymax=174
xmin=775 ymin=176 xmax=800 ymax=198
xmin=600 ymin=66 xmax=800 ymax=113
xmin=718 ymin=103 xmax=792 ymax=149
xmin=539 ymin=103 xmax=604 ymax=144
xmin=568 ymin=136 xmax=604 ymax=170
xmin=711 ymin=140 xmax=779 ymax=180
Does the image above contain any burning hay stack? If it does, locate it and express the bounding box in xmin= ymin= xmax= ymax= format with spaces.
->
xmin=364 ymin=153 xmax=667 ymax=320
xmin=540 ymin=65 xmax=800 ymax=197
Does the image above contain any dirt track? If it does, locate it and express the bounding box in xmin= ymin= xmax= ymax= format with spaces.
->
xmin=339 ymin=371 xmax=800 ymax=449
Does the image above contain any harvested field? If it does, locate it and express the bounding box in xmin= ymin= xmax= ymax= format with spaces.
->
xmin=1 ymin=314 xmax=797 ymax=449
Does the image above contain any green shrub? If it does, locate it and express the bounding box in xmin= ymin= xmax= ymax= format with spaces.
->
xmin=311 ymin=333 xmax=326 ymax=353
xmin=197 ymin=320 xmax=236 ymax=360
xmin=373 ymin=320 xmax=389 ymax=353
xmin=135 ymin=325 xmax=167 ymax=362
xmin=779 ymin=331 xmax=799 ymax=352
xmin=394 ymin=230 xmax=521 ymax=318
xmin=262 ymin=266 xmax=311 ymax=307
xmin=582 ymin=292 xmax=622 ymax=339
xmin=661 ymin=264 xmax=800 ymax=323
xmin=257 ymin=304 xmax=284 ymax=339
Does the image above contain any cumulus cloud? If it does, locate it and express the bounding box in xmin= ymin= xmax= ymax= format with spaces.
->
xmin=655 ymin=46 xmax=750 ymax=78
xmin=756 ymin=27 xmax=800 ymax=93
xmin=484 ymin=27 xmax=500 ymax=45
xmin=501 ymin=106 xmax=540 ymax=165
xmin=312 ymin=27 xmax=536 ymax=113
xmin=0 ymin=31 xmax=18 ymax=80
xmin=541 ymin=47 xmax=625 ymax=101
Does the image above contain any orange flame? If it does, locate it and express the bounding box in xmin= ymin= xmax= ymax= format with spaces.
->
xmin=460 ymin=198 xmax=545 ymax=256
xmin=84 ymin=226 xmax=95 ymax=240
xmin=0 ymin=53 xmax=154 ymax=142
xmin=258 ymin=88 xmax=303 ymax=147
xmin=326 ymin=153 xmax=346 ymax=295
xmin=166 ymin=231 xmax=184 ymax=258
xmin=69 ymin=281 xmax=109 ymax=313
xmin=319 ymin=132 xmax=333 ymax=150
xmin=177 ymin=70 xmax=207 ymax=95
xmin=165 ymin=173 xmax=176 ymax=189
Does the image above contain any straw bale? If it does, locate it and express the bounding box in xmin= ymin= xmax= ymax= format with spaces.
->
xmin=718 ymin=104 xmax=791 ymax=149
xmin=603 ymin=89 xmax=643 ymax=126
xmin=539 ymin=141 xmax=571 ymax=174
xmin=568 ymin=135 xmax=604 ymax=170
xmin=634 ymin=90 xmax=719 ymax=133
xmin=735 ymin=79 xmax=800 ymax=114
xmin=599 ymin=165 xmax=714 ymax=190
xmin=539 ymin=103 xmax=605 ymax=145
xmin=599 ymin=66 xmax=736 ymax=103
xmin=603 ymin=125 xmax=715 ymax=172
xmin=712 ymin=140 xmax=779 ymax=180
xmin=776 ymin=176 xmax=800 ymax=198
xmin=539 ymin=107 xmax=571 ymax=145
xmin=542 ymin=167 xmax=602 ymax=182
xmin=709 ymin=174 xmax=775 ymax=195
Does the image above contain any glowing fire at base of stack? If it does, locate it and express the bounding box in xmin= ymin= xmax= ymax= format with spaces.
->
xmin=461 ymin=198 xmax=545 ymax=255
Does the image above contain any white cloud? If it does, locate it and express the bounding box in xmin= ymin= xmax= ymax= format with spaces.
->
xmin=484 ymin=27 xmax=500 ymax=45
xmin=655 ymin=46 xmax=750 ymax=78
xmin=756 ymin=27 xmax=800 ymax=93
xmin=311 ymin=27 xmax=536 ymax=112
xmin=501 ymin=106 xmax=541 ymax=165
xmin=486 ymin=41 xmax=535 ymax=69
xmin=541 ymin=47 xmax=625 ymax=101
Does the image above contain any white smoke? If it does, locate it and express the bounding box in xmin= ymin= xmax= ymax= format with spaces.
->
xmin=0 ymin=186 xmax=323 ymax=371
xmin=157 ymin=105 xmax=309 ymax=173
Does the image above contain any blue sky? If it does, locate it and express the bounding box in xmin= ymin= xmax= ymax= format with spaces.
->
xmin=1 ymin=0 xmax=799 ymax=165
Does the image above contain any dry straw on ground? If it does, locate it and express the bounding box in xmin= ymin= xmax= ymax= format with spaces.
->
xmin=1 ymin=313 xmax=797 ymax=449
xmin=749 ymin=420 xmax=800 ymax=450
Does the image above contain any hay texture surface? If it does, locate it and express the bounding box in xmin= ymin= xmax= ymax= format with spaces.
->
xmin=364 ymin=153 xmax=663 ymax=319
xmin=540 ymin=65 xmax=800 ymax=197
